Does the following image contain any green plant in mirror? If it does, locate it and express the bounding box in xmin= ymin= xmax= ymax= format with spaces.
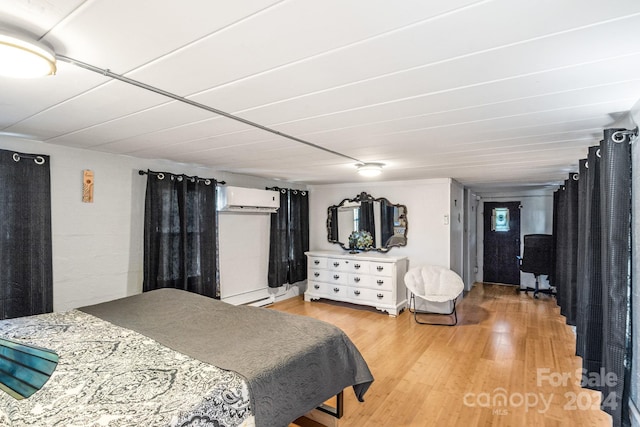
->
xmin=348 ymin=230 xmax=374 ymax=250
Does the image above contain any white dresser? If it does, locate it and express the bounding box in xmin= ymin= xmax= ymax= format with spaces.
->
xmin=304 ymin=251 xmax=409 ymax=316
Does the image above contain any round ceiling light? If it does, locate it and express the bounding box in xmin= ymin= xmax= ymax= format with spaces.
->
xmin=0 ymin=31 xmax=56 ymax=78
xmin=357 ymin=163 xmax=384 ymax=177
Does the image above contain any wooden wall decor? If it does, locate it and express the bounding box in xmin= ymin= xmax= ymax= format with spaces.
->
xmin=82 ymin=169 xmax=94 ymax=203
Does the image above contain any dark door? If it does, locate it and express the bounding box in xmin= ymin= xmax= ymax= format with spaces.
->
xmin=483 ymin=201 xmax=521 ymax=285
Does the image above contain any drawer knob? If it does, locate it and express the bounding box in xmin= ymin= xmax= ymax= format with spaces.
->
xmin=333 ymin=288 xmax=340 ymax=293
xmin=377 ymin=266 xmax=384 ymax=271
xmin=314 ymin=272 xmax=320 ymax=277
xmin=333 ymin=274 xmax=340 ymax=280
xmin=314 ymin=260 xmax=320 ymax=265
xmin=354 ymin=264 xmax=361 ymax=269
xmin=354 ymin=277 xmax=360 ymax=283
xmin=354 ymin=290 xmax=361 ymax=296
xmin=314 ymin=284 xmax=320 ymax=290
xmin=377 ymin=280 xmax=384 ymax=285
xmin=333 ymin=262 xmax=340 ymax=267
xmin=377 ymin=293 xmax=384 ymax=299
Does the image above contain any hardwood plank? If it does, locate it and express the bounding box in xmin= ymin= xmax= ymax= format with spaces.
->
xmin=277 ymin=283 xmax=612 ymax=426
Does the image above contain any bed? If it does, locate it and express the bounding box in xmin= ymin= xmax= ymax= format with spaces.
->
xmin=0 ymin=288 xmax=374 ymax=426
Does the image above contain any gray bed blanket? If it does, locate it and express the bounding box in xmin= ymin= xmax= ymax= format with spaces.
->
xmin=80 ymin=289 xmax=374 ymax=427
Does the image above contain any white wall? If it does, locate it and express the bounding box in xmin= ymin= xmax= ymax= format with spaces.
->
xmin=475 ymin=189 xmax=554 ymax=289
xmin=0 ymin=136 xmax=302 ymax=311
xmin=308 ymin=178 xmax=454 ymax=271
xmin=218 ymin=212 xmax=271 ymax=301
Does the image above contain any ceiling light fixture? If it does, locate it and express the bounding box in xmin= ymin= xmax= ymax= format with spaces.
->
xmin=357 ymin=163 xmax=384 ymax=177
xmin=0 ymin=31 xmax=56 ymax=78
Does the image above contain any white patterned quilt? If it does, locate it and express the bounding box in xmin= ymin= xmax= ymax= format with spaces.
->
xmin=0 ymin=310 xmax=254 ymax=427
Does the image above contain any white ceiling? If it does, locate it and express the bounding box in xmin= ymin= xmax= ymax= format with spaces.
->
xmin=1 ymin=0 xmax=640 ymax=190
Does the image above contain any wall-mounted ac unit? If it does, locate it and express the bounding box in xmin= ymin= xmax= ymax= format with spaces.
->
xmin=217 ymin=186 xmax=280 ymax=213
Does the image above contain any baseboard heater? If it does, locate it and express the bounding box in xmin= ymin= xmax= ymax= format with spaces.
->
xmin=222 ymin=287 xmax=275 ymax=307
xmin=247 ymin=297 xmax=275 ymax=307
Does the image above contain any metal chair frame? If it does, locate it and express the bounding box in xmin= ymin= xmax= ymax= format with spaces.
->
xmin=408 ymin=292 xmax=459 ymax=326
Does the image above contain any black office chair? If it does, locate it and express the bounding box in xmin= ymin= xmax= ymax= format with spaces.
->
xmin=518 ymin=234 xmax=555 ymax=298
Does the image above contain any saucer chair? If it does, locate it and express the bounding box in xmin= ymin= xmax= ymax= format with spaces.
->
xmin=404 ymin=266 xmax=465 ymax=326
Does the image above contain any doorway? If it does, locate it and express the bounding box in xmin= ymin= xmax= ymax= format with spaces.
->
xmin=483 ymin=201 xmax=521 ymax=285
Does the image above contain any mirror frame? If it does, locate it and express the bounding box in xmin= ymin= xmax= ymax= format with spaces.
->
xmin=326 ymin=191 xmax=407 ymax=252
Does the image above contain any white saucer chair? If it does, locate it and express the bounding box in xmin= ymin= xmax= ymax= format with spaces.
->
xmin=404 ymin=265 xmax=465 ymax=326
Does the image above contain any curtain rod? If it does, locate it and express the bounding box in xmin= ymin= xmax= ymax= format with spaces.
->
xmin=11 ymin=152 xmax=47 ymax=165
xmin=57 ymin=54 xmax=363 ymax=164
xmin=266 ymin=186 xmax=307 ymax=195
xmin=138 ymin=169 xmax=225 ymax=185
xmin=610 ymin=127 xmax=638 ymax=143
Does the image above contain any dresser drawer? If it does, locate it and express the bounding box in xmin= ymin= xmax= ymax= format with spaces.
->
xmin=348 ymin=273 xmax=372 ymax=287
xmin=308 ymin=281 xmax=328 ymax=295
xmin=308 ymin=257 xmax=327 ymax=269
xmin=327 ymin=283 xmax=348 ymax=299
xmin=371 ymin=275 xmax=394 ymax=291
xmin=349 ymin=287 xmax=393 ymax=305
xmin=347 ymin=260 xmax=370 ymax=274
xmin=371 ymin=262 xmax=393 ymax=277
xmin=326 ymin=271 xmax=348 ymax=285
xmin=327 ymin=258 xmax=351 ymax=272
xmin=309 ymin=269 xmax=327 ymax=281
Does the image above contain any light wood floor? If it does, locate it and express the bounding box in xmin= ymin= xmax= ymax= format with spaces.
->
xmin=271 ymin=283 xmax=612 ymax=427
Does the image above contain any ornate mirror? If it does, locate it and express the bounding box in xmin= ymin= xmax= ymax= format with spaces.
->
xmin=327 ymin=192 xmax=407 ymax=252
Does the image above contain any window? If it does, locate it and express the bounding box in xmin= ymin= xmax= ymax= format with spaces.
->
xmin=491 ymin=207 xmax=510 ymax=232
xmin=353 ymin=207 xmax=360 ymax=232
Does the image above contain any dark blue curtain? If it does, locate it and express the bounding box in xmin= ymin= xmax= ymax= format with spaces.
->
xmin=143 ymin=170 xmax=219 ymax=298
xmin=268 ymin=188 xmax=309 ymax=288
xmin=554 ymin=129 xmax=633 ymax=427
xmin=0 ymin=150 xmax=53 ymax=319
xmin=328 ymin=206 xmax=338 ymax=242
xmin=599 ymin=129 xmax=632 ymax=426
xmin=288 ymin=189 xmax=309 ymax=282
xmin=359 ymin=199 xmax=375 ymax=243
xmin=553 ymin=172 xmax=579 ymax=326
xmin=379 ymin=200 xmax=395 ymax=247
xmin=576 ymin=146 xmax=604 ymax=382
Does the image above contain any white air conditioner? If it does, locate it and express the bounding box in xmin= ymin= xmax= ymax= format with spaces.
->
xmin=217 ymin=186 xmax=280 ymax=213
